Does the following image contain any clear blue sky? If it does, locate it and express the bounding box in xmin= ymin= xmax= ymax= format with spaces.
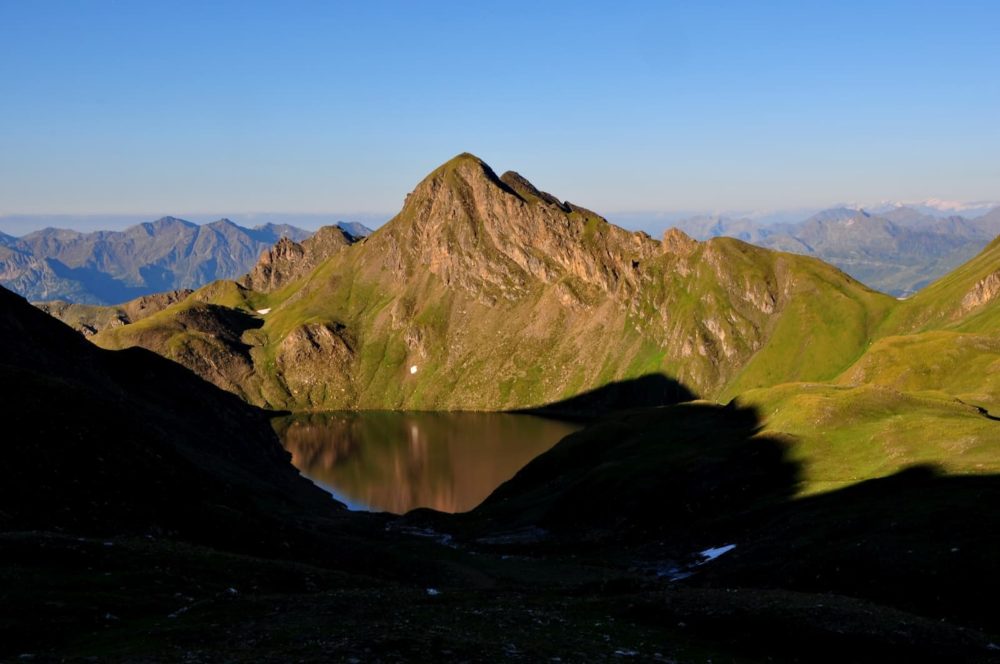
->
xmin=2 ymin=0 xmax=998 ymax=221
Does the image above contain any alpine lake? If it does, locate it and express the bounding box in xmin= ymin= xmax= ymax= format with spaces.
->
xmin=273 ymin=412 xmax=582 ymax=514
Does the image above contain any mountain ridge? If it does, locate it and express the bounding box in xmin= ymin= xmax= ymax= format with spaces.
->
xmin=92 ymin=153 xmax=895 ymax=411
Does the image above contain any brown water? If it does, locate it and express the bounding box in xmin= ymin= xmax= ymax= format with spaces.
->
xmin=273 ymin=411 xmax=581 ymax=514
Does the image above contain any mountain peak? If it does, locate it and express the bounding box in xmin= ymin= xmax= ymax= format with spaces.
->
xmin=207 ymin=218 xmax=240 ymax=229
xmin=417 ymin=152 xmax=512 ymax=195
xmin=148 ymin=216 xmax=196 ymax=228
xmin=662 ymin=227 xmax=697 ymax=256
xmin=443 ymin=151 xmax=486 ymax=167
xmin=393 ymin=153 xmax=522 ymax=225
xmin=371 ymin=154 xmax=658 ymax=305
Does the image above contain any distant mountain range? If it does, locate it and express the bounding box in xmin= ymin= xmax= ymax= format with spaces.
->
xmin=5 ymin=201 xmax=996 ymax=302
xmin=673 ymin=206 xmax=1000 ymax=296
xmin=0 ymin=217 xmax=373 ymax=304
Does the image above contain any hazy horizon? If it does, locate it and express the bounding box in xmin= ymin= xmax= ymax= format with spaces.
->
xmin=3 ymin=194 xmax=999 ymax=237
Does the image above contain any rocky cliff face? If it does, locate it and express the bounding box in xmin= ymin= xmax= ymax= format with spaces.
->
xmin=371 ymin=154 xmax=659 ymax=306
xmin=959 ymin=269 xmax=1000 ymax=315
xmin=93 ymin=154 xmax=895 ymax=411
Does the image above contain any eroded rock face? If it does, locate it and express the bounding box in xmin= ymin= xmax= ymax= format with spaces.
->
xmin=275 ymin=322 xmax=356 ymax=407
xmin=373 ymin=154 xmax=660 ymax=305
xmin=662 ymin=228 xmax=697 ymax=257
xmin=959 ymin=269 xmax=1000 ymax=314
xmin=241 ymin=226 xmax=354 ymax=292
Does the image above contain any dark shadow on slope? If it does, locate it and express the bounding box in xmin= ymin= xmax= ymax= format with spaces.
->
xmin=688 ymin=463 xmax=1000 ymax=635
xmin=515 ymin=372 xmax=697 ymax=419
xmin=46 ymin=257 xmax=160 ymax=304
xmin=174 ymin=303 xmax=264 ymax=339
xmin=455 ymin=400 xmax=799 ymax=546
xmin=435 ymin=396 xmax=1000 ymax=659
xmin=138 ymin=263 xmax=177 ymax=292
xmin=455 ymin=393 xmax=1000 ymax=655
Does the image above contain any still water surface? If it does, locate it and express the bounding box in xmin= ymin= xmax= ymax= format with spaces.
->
xmin=273 ymin=412 xmax=581 ymax=514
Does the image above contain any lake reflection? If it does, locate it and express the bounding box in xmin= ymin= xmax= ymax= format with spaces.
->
xmin=273 ymin=412 xmax=581 ymax=514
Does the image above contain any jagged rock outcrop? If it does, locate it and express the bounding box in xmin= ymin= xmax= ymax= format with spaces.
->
xmin=959 ymin=269 xmax=1000 ymax=315
xmin=275 ymin=322 xmax=357 ymax=407
xmin=241 ymin=226 xmax=354 ymax=292
xmin=662 ymin=228 xmax=697 ymax=257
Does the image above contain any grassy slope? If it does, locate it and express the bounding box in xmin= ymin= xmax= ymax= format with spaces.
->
xmin=717 ymin=247 xmax=894 ymax=400
xmin=819 ymin=235 xmax=1000 ymax=414
xmin=735 ymin=383 xmax=1000 ymax=494
xmin=725 ymin=239 xmax=1000 ymax=496
xmin=93 ymin=234 xmax=894 ymax=412
xmin=881 ymin=234 xmax=1000 ymax=334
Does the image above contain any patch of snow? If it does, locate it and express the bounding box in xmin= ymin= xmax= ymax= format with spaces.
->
xmin=698 ymin=544 xmax=736 ymax=563
xmin=390 ymin=525 xmax=457 ymax=548
xmin=654 ymin=543 xmax=738 ymax=581
xmin=255 ymin=308 xmax=272 ymax=315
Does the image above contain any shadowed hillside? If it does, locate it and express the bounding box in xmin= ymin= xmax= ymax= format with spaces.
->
xmin=4 ymin=340 xmax=1000 ymax=660
xmin=0 ymin=285 xmax=335 ymax=543
xmin=516 ymin=372 xmax=697 ymax=417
